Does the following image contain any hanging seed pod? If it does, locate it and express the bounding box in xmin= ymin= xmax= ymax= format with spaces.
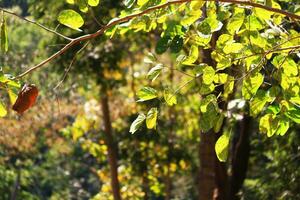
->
xmin=12 ymin=84 xmax=39 ymax=114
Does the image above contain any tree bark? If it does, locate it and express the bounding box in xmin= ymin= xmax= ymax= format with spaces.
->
xmin=229 ymin=116 xmax=252 ymax=200
xmin=100 ymin=90 xmax=122 ymax=200
xmin=10 ymin=169 xmax=21 ymax=200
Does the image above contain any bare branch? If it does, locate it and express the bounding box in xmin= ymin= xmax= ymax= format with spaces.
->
xmin=0 ymin=7 xmax=73 ymax=41
xmin=14 ymin=0 xmax=300 ymax=79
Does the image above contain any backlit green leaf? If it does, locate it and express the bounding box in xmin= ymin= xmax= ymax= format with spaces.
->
xmin=147 ymin=64 xmax=163 ymax=82
xmin=58 ymin=9 xmax=84 ymax=30
xmin=0 ymin=101 xmax=7 ymax=117
xmin=242 ymin=73 xmax=264 ymax=100
xmin=215 ymin=133 xmax=229 ymax=162
xmin=88 ymin=0 xmax=100 ymax=6
xmin=146 ymin=107 xmax=158 ymax=129
xmin=137 ymin=87 xmax=158 ymax=102
xmin=130 ymin=113 xmax=146 ymax=134
xmin=182 ymin=45 xmax=199 ymax=65
xmin=164 ymin=89 xmax=177 ymax=106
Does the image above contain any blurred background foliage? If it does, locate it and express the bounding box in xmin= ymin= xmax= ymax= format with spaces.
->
xmin=0 ymin=0 xmax=299 ymax=200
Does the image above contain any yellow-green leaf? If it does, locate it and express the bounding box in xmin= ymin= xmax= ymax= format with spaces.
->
xmin=88 ymin=0 xmax=100 ymax=6
xmin=58 ymin=9 xmax=84 ymax=30
xmin=137 ymin=87 xmax=157 ymax=102
xmin=0 ymin=101 xmax=7 ymax=117
xmin=164 ymin=89 xmax=177 ymax=106
xmin=1 ymin=17 xmax=8 ymax=52
xmin=242 ymin=73 xmax=264 ymax=100
xmin=215 ymin=133 xmax=229 ymax=162
xmin=146 ymin=107 xmax=158 ymax=129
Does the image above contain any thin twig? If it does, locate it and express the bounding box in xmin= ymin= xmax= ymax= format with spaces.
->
xmin=53 ymin=41 xmax=90 ymax=90
xmin=0 ymin=7 xmax=73 ymax=41
xmin=14 ymin=0 xmax=300 ymax=79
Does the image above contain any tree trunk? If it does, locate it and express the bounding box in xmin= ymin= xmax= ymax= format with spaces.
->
xmin=198 ymin=3 xmax=228 ymax=199
xmin=10 ymin=169 xmax=21 ymax=200
xmin=229 ymin=116 xmax=252 ymax=200
xmin=100 ymin=90 xmax=122 ymax=200
xmin=198 ymin=130 xmax=217 ymax=200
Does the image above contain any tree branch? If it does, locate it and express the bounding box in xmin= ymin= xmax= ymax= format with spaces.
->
xmin=0 ymin=7 xmax=73 ymax=41
xmin=14 ymin=0 xmax=300 ymax=79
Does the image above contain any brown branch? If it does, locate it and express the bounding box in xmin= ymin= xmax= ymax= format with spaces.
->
xmin=15 ymin=0 xmax=300 ymax=79
xmin=0 ymin=7 xmax=73 ymax=41
xmin=211 ymin=0 xmax=300 ymax=20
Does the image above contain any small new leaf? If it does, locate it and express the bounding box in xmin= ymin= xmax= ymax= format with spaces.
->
xmin=147 ymin=64 xmax=163 ymax=81
xmin=137 ymin=87 xmax=157 ymax=102
xmin=146 ymin=107 xmax=158 ymax=129
xmin=130 ymin=113 xmax=146 ymax=134
xmin=164 ymin=89 xmax=177 ymax=106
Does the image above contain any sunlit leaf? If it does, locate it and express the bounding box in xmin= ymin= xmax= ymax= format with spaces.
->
xmin=215 ymin=133 xmax=229 ymax=162
xmin=242 ymin=73 xmax=264 ymax=100
xmin=147 ymin=64 xmax=163 ymax=82
xmin=182 ymin=45 xmax=199 ymax=65
xmin=88 ymin=0 xmax=100 ymax=6
xmin=58 ymin=9 xmax=84 ymax=30
xmin=137 ymin=87 xmax=157 ymax=102
xmin=130 ymin=113 xmax=146 ymax=134
xmin=146 ymin=107 xmax=158 ymax=129
xmin=0 ymin=101 xmax=7 ymax=117
xmin=164 ymin=89 xmax=177 ymax=106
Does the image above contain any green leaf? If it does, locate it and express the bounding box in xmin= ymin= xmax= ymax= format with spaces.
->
xmin=1 ymin=17 xmax=8 ymax=52
xmin=7 ymin=89 xmax=18 ymax=105
xmin=242 ymin=73 xmax=264 ymax=100
xmin=137 ymin=87 xmax=158 ymax=102
xmin=130 ymin=113 xmax=146 ymax=134
xmin=124 ymin=0 xmax=136 ymax=8
xmin=0 ymin=74 xmax=21 ymax=88
xmin=214 ymin=73 xmax=228 ymax=84
xmin=285 ymin=106 xmax=300 ymax=124
xmin=170 ymin=35 xmax=183 ymax=53
xmin=181 ymin=10 xmax=202 ymax=26
xmin=155 ymin=36 xmax=171 ymax=54
xmin=0 ymin=101 xmax=7 ymax=117
xmin=200 ymin=95 xmax=219 ymax=131
xmin=272 ymin=55 xmax=298 ymax=77
xmin=214 ymin=113 xmax=224 ymax=133
xmin=198 ymin=20 xmax=211 ymax=35
xmin=275 ymin=117 xmax=289 ymax=136
xmin=147 ymin=64 xmax=163 ymax=82
xmin=202 ymin=66 xmax=215 ymax=85
xmin=164 ymin=89 xmax=177 ymax=106
xmin=259 ymin=114 xmax=277 ymax=137
xmin=226 ymin=7 xmax=244 ymax=34
xmin=137 ymin=0 xmax=149 ymax=6
xmin=57 ymin=9 xmax=84 ymax=30
xmin=146 ymin=107 xmax=158 ymax=129
xmin=215 ymin=133 xmax=229 ymax=162
xmin=223 ymin=42 xmax=244 ymax=54
xmin=250 ymin=90 xmax=274 ymax=117
xmin=75 ymin=0 xmax=89 ymax=12
xmin=88 ymin=0 xmax=100 ymax=6
xmin=182 ymin=45 xmax=199 ymax=65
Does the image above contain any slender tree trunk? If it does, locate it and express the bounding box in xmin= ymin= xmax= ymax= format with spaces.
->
xmin=228 ymin=116 xmax=252 ymax=200
xmin=198 ymin=3 xmax=228 ymax=199
xmin=198 ymin=130 xmax=216 ymax=200
xmin=100 ymin=90 xmax=122 ymax=200
xmin=10 ymin=169 xmax=21 ymax=200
